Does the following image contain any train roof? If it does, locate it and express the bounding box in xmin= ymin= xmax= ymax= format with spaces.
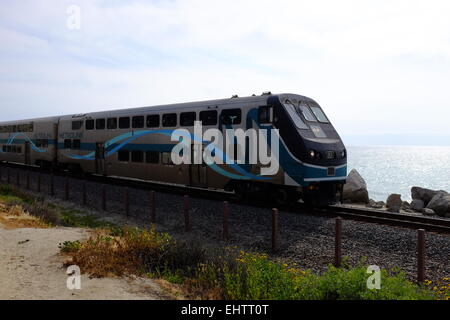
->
xmin=1 ymin=93 xmax=318 ymax=124
xmin=61 ymin=93 xmax=317 ymax=120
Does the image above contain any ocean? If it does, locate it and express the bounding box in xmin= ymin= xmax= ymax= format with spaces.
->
xmin=346 ymin=146 xmax=450 ymax=202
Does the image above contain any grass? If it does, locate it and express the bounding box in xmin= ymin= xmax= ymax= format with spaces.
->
xmin=0 ymin=184 xmax=117 ymax=229
xmin=60 ymin=226 xmax=446 ymax=300
xmin=1 ymin=183 xmax=447 ymax=300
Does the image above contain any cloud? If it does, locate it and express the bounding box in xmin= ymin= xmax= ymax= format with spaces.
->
xmin=0 ymin=0 xmax=449 ymax=144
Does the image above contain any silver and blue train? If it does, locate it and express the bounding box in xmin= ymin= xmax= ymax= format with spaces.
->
xmin=0 ymin=93 xmax=347 ymax=205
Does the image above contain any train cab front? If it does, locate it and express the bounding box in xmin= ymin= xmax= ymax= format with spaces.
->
xmin=269 ymin=94 xmax=347 ymax=206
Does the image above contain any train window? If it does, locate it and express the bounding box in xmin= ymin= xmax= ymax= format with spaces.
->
xmin=146 ymin=115 xmax=160 ymax=128
xmin=17 ymin=146 xmax=22 ymax=153
xmin=310 ymin=106 xmax=330 ymax=123
xmin=2 ymin=146 xmax=6 ymax=152
xmin=283 ymin=102 xmax=309 ymax=130
xmin=107 ymin=118 xmax=118 ymax=129
xmin=200 ymin=110 xmax=217 ymax=126
xmin=72 ymin=139 xmax=81 ymax=150
xmin=131 ymin=150 xmax=144 ymax=163
xmin=36 ymin=139 xmax=49 ymax=148
xmin=299 ymin=103 xmax=316 ymax=122
xmin=180 ymin=112 xmax=196 ymax=126
xmin=72 ymin=120 xmax=83 ymax=130
xmin=132 ymin=116 xmax=145 ymax=129
xmin=221 ymin=109 xmax=241 ymax=125
xmin=118 ymin=150 xmax=130 ymax=162
xmin=96 ymin=119 xmax=106 ymax=130
xmin=258 ymin=106 xmax=272 ymax=124
xmin=6 ymin=146 xmax=12 ymax=153
xmin=162 ymin=152 xmax=174 ymax=165
xmin=119 ymin=117 xmax=130 ymax=129
xmin=146 ymin=151 xmax=159 ymax=164
xmin=162 ymin=113 xmax=177 ymax=127
xmin=64 ymin=139 xmax=72 ymax=149
xmin=86 ymin=120 xmax=95 ymax=130
xmin=11 ymin=146 xmax=16 ymax=153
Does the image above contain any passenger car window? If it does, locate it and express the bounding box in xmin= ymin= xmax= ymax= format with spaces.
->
xmin=146 ymin=115 xmax=160 ymax=128
xmin=162 ymin=113 xmax=177 ymax=127
xmin=146 ymin=151 xmax=159 ymax=164
xmin=118 ymin=150 xmax=129 ymax=162
xmin=72 ymin=120 xmax=83 ymax=130
xmin=132 ymin=116 xmax=144 ymax=128
xmin=200 ymin=110 xmax=217 ymax=126
xmin=119 ymin=117 xmax=130 ymax=129
xmin=162 ymin=152 xmax=174 ymax=165
xmin=131 ymin=150 xmax=144 ymax=162
xmin=107 ymin=118 xmax=118 ymax=129
xmin=64 ymin=139 xmax=72 ymax=149
xmin=221 ymin=109 xmax=241 ymax=125
xmin=86 ymin=120 xmax=95 ymax=130
xmin=180 ymin=112 xmax=196 ymax=126
xmin=96 ymin=119 xmax=106 ymax=130
xmin=72 ymin=139 xmax=81 ymax=150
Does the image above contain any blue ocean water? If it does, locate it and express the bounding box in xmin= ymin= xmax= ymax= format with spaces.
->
xmin=346 ymin=146 xmax=450 ymax=202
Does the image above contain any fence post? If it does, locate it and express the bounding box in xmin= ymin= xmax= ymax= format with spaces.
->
xmin=223 ymin=201 xmax=229 ymax=241
xmin=272 ymin=208 xmax=279 ymax=252
xmin=82 ymin=182 xmax=87 ymax=206
xmin=184 ymin=195 xmax=191 ymax=232
xmin=150 ymin=191 xmax=156 ymax=224
xmin=102 ymin=184 xmax=107 ymax=211
xmin=335 ymin=217 xmax=342 ymax=267
xmin=37 ymin=174 xmax=41 ymax=193
xmin=7 ymin=168 xmax=10 ymax=184
xmin=417 ymin=229 xmax=426 ymax=283
xmin=64 ymin=177 xmax=69 ymax=201
xmin=16 ymin=170 xmax=20 ymax=187
xmin=50 ymin=173 xmax=54 ymax=197
xmin=124 ymin=187 xmax=129 ymax=216
xmin=26 ymin=171 xmax=30 ymax=190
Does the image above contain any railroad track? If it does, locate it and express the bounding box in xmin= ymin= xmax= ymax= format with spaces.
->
xmin=2 ymin=162 xmax=450 ymax=235
xmin=319 ymin=205 xmax=450 ymax=234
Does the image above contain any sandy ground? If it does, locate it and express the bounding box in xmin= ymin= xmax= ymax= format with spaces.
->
xmin=0 ymin=225 xmax=170 ymax=300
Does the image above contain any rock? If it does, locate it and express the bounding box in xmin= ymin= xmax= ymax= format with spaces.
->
xmin=367 ymin=199 xmax=384 ymax=209
xmin=402 ymin=201 xmax=410 ymax=210
xmin=426 ymin=192 xmax=450 ymax=217
xmin=422 ymin=208 xmax=436 ymax=216
xmin=410 ymin=199 xmax=424 ymax=212
xmin=343 ymin=169 xmax=369 ymax=204
xmin=411 ymin=187 xmax=443 ymax=206
xmin=386 ymin=194 xmax=402 ymax=212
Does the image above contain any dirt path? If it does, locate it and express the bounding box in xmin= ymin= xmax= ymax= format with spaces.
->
xmin=0 ymin=225 xmax=169 ymax=300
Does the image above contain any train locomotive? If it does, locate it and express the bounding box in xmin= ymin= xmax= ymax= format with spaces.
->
xmin=0 ymin=93 xmax=347 ymax=206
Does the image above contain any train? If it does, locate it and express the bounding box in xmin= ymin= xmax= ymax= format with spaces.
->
xmin=0 ymin=93 xmax=347 ymax=206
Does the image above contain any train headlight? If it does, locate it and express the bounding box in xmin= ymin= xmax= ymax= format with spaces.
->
xmin=309 ymin=150 xmax=316 ymax=158
xmin=340 ymin=149 xmax=346 ymax=158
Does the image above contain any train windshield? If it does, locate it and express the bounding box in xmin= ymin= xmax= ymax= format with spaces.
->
xmin=283 ymin=102 xmax=309 ymax=130
xmin=299 ymin=103 xmax=317 ymax=122
xmin=310 ymin=106 xmax=330 ymax=123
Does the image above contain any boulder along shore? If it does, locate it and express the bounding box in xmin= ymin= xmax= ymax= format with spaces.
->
xmin=342 ymin=169 xmax=450 ymax=218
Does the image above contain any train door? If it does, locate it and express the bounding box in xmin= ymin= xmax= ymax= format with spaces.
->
xmin=24 ymin=141 xmax=31 ymax=165
xmin=95 ymin=142 xmax=106 ymax=175
xmin=190 ymin=144 xmax=207 ymax=187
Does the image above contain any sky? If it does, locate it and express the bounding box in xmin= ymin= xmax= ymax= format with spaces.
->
xmin=0 ymin=0 xmax=450 ymax=146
